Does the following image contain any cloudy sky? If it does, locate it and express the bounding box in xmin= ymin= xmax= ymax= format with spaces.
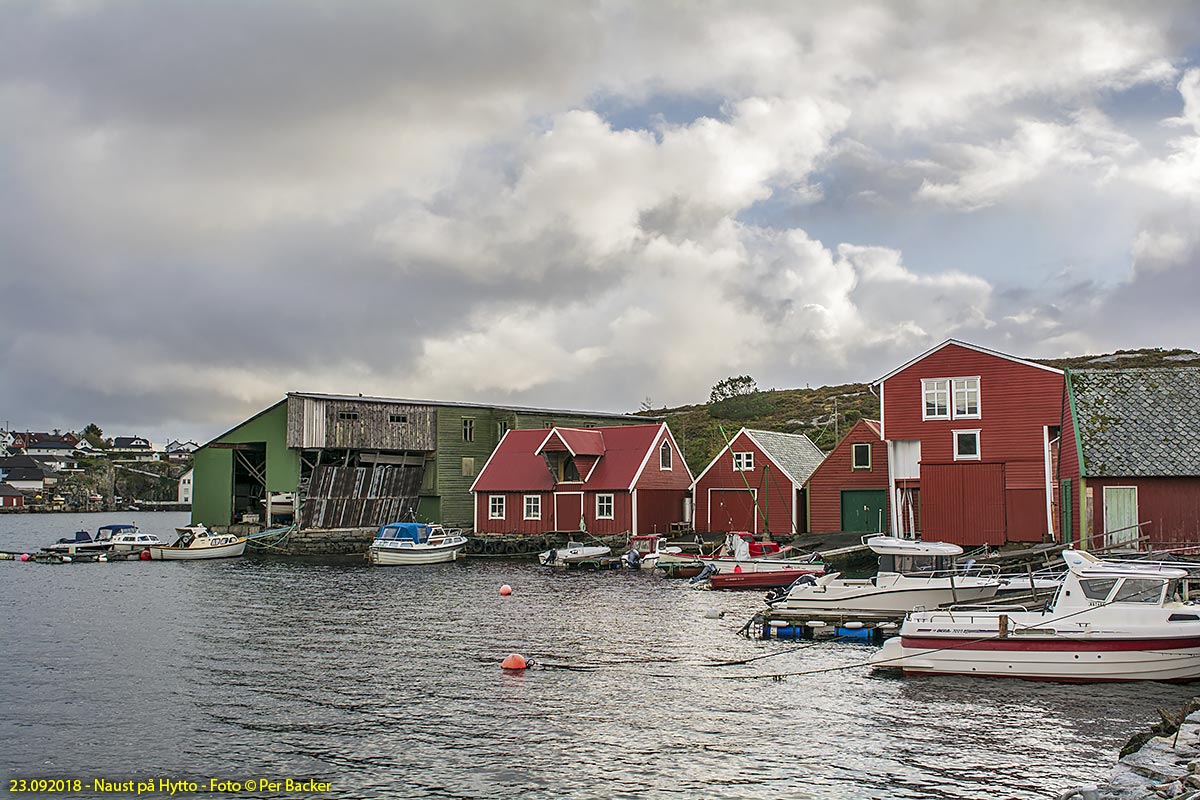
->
xmin=2 ymin=1 xmax=1198 ymax=443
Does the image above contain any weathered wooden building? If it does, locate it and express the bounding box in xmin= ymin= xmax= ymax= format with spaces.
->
xmin=1059 ymin=367 xmax=1200 ymax=550
xmin=470 ymin=423 xmax=692 ymax=537
xmin=805 ymin=419 xmax=891 ymax=534
xmin=877 ymin=340 xmax=1064 ymax=546
xmin=691 ymin=428 xmax=825 ymax=537
xmin=192 ymin=393 xmax=650 ymax=530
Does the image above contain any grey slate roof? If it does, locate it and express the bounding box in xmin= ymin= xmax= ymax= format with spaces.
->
xmin=744 ymin=429 xmax=827 ymax=484
xmin=1070 ymin=367 xmax=1200 ymax=477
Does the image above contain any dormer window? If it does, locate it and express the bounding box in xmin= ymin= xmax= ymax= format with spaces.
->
xmin=659 ymin=441 xmax=672 ymax=471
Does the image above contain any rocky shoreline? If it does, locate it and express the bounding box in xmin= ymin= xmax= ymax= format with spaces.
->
xmin=1062 ymin=701 xmax=1200 ymax=800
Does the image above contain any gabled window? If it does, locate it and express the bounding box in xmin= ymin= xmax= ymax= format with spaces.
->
xmin=953 ymin=430 xmax=981 ymax=461
xmin=523 ymin=494 xmax=541 ymax=520
xmin=596 ymin=494 xmax=614 ymax=519
xmin=489 ymin=496 xmax=505 ymax=520
xmin=852 ymin=443 xmax=871 ymax=470
xmin=733 ymin=452 xmax=754 ymax=471
xmin=922 ymin=379 xmax=949 ymax=420
xmin=659 ymin=441 xmax=672 ymax=470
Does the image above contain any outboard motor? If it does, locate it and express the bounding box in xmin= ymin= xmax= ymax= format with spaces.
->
xmin=545 ymin=548 xmax=557 ymax=565
xmin=624 ymin=548 xmax=642 ymax=568
xmin=689 ymin=562 xmax=718 ymax=585
xmin=766 ymin=573 xmax=816 ymax=605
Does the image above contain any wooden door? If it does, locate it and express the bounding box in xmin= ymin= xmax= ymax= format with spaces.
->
xmin=1103 ymin=486 xmax=1139 ymax=548
xmin=554 ymin=492 xmax=583 ymax=532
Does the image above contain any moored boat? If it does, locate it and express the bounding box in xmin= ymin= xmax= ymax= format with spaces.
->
xmin=368 ymin=522 xmax=468 ymax=565
xmin=148 ymin=527 xmax=246 ymax=560
xmin=539 ymin=541 xmax=611 ymax=566
xmin=766 ymin=536 xmax=1001 ymax=616
xmin=871 ymin=550 xmax=1200 ymax=682
xmin=622 ymin=535 xmax=682 ymax=569
xmin=109 ymin=529 xmax=167 ymax=552
xmin=46 ymin=524 xmax=135 ymax=554
xmin=660 ymin=532 xmax=825 ymax=585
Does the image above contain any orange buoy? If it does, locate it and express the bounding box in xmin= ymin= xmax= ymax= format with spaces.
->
xmin=139 ymin=550 xmax=152 ymax=561
xmin=499 ymin=584 xmax=513 ymax=596
xmin=501 ymin=653 xmax=528 ymax=670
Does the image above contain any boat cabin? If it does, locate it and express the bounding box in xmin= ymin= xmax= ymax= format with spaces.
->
xmin=375 ymin=522 xmax=437 ymax=544
xmin=866 ymin=536 xmax=966 ymax=576
xmin=1053 ymin=551 xmax=1189 ymax=612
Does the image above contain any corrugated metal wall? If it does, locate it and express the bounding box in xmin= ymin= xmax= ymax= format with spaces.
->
xmin=300 ymin=463 xmax=425 ymax=529
xmin=922 ymin=462 xmax=1006 ymax=546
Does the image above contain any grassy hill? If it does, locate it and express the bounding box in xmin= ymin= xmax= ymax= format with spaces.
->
xmin=644 ymin=346 xmax=1199 ymax=475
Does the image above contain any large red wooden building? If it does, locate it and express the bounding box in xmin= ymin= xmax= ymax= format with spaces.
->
xmin=805 ymin=419 xmax=890 ymax=534
xmin=1059 ymin=366 xmax=1200 ymax=550
xmin=469 ymin=423 xmax=692 ymax=536
xmin=877 ymin=340 xmax=1065 ymax=546
xmin=691 ymin=428 xmax=825 ymax=537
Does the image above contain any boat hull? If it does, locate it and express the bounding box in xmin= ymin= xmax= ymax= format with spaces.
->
xmin=771 ymin=576 xmax=1001 ymax=617
xmin=538 ymin=546 xmax=610 ymax=566
xmin=369 ymin=542 xmax=466 ymax=565
xmin=874 ymin=635 xmax=1200 ymax=682
xmin=710 ymin=569 xmax=826 ymax=590
xmin=148 ymin=540 xmax=247 ymax=560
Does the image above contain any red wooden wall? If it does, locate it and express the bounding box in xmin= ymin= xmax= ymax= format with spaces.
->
xmin=807 ymin=420 xmax=888 ymax=533
xmin=693 ymin=431 xmax=796 ymax=535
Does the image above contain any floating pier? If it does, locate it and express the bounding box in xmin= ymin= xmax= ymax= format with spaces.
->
xmin=744 ymin=609 xmax=903 ymax=643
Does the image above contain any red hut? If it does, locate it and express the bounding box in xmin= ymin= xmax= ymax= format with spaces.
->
xmin=470 ymin=423 xmax=692 ymax=536
xmin=0 ymin=483 xmax=23 ymax=509
xmin=805 ymin=419 xmax=891 ymax=534
xmin=1059 ymin=366 xmax=1200 ymax=551
xmin=876 ymin=339 xmax=1065 ymax=546
xmin=691 ymin=428 xmax=825 ymax=537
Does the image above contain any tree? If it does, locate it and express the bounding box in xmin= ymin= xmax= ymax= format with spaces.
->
xmin=82 ymin=422 xmax=108 ymax=449
xmin=709 ymin=375 xmax=757 ymax=404
xmin=639 ymin=396 xmax=656 ymax=413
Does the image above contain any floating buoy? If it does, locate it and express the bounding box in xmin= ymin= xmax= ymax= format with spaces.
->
xmin=19 ymin=553 xmax=29 ymax=562
xmin=98 ymin=555 xmax=107 ymax=562
xmin=877 ymin=622 xmax=898 ymax=630
xmin=61 ymin=556 xmax=72 ymax=563
xmin=768 ymin=620 xmax=789 ymax=629
xmin=842 ymin=621 xmax=864 ymax=629
xmin=806 ymin=620 xmax=827 ymax=629
xmin=733 ymin=565 xmax=743 ymax=573
xmin=501 ymin=653 xmax=528 ymax=670
xmin=703 ymin=609 xmax=725 ymax=619
xmin=499 ymin=584 xmax=512 ymax=596
xmin=139 ymin=550 xmax=152 ymax=561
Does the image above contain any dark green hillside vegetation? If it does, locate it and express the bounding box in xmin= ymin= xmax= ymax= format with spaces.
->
xmin=1037 ymin=347 xmax=1200 ymax=371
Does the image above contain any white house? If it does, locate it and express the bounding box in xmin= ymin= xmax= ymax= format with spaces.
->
xmin=178 ymin=467 xmax=194 ymax=504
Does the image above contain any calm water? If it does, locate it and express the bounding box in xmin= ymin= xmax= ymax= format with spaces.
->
xmin=0 ymin=513 xmax=1191 ymax=799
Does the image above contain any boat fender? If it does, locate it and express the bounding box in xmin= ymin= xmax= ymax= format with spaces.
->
xmin=503 ymin=541 xmax=519 ymax=555
xmin=139 ymin=550 xmax=152 ymax=561
xmin=500 ymin=584 xmax=513 ymax=596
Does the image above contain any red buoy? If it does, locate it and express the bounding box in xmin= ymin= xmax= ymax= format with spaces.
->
xmin=139 ymin=550 xmax=152 ymax=561
xmin=499 ymin=584 xmax=513 ymax=596
xmin=501 ymin=653 xmax=528 ymax=670
xmin=733 ymin=565 xmax=742 ymax=573
xmin=19 ymin=553 xmax=30 ymax=562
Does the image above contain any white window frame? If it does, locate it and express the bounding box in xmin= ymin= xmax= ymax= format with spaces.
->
xmin=952 ymin=376 xmax=981 ymax=419
xmin=595 ymin=493 xmax=614 ymax=520
xmin=922 ymin=379 xmax=950 ymax=420
xmin=852 ymin=443 xmax=871 ymax=470
xmin=659 ymin=441 xmax=672 ymax=471
xmin=733 ymin=452 xmax=754 ymax=471
xmin=489 ymin=495 xmax=505 ymax=520
xmin=953 ymin=429 xmax=981 ymax=461
xmin=523 ymin=494 xmax=541 ymax=520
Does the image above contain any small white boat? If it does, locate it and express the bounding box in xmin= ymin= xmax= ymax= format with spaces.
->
xmin=368 ymin=522 xmax=468 ymax=566
xmin=872 ymin=550 xmax=1200 ymax=682
xmin=767 ymin=535 xmax=1001 ymax=617
xmin=148 ymin=527 xmax=247 ymax=560
xmin=539 ymin=541 xmax=611 ymax=566
xmin=109 ymin=530 xmax=167 ymax=552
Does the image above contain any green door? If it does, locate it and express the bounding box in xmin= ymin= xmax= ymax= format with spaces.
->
xmin=841 ymin=489 xmax=887 ymax=533
xmin=1103 ymin=486 xmax=1139 ymax=548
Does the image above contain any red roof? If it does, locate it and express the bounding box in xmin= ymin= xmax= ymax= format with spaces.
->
xmin=862 ymin=419 xmax=882 ymax=438
xmin=473 ymin=424 xmax=666 ymax=493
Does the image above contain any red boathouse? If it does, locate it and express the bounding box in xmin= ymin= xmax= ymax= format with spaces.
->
xmin=470 ymin=423 xmax=692 ymax=536
xmin=805 ymin=419 xmax=891 ymax=534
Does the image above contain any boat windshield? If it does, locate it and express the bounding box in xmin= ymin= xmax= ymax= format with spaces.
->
xmin=882 ymin=554 xmax=954 ymax=574
xmin=1112 ymin=578 xmax=1166 ymax=604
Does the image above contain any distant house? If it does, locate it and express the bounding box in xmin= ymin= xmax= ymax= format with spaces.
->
xmin=111 ymin=436 xmax=156 ymax=461
xmin=165 ymin=440 xmax=199 ymax=461
xmin=876 ymin=339 xmax=1064 ymax=546
xmin=22 ymin=433 xmax=78 ymax=458
xmin=691 ymin=428 xmax=825 ymax=537
xmin=470 ymin=423 xmax=693 ymax=536
xmin=1059 ymin=366 xmax=1200 ymax=550
xmin=805 ymin=419 xmax=891 ymax=534
xmin=0 ymin=465 xmax=54 ymax=493
xmin=0 ymin=483 xmax=23 ymax=509
xmin=178 ymin=467 xmax=194 ymax=504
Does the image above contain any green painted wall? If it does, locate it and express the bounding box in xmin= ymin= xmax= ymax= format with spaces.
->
xmin=191 ymin=402 xmax=299 ymax=527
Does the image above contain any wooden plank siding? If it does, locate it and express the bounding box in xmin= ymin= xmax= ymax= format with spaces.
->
xmin=285 ymin=396 xmax=437 ymax=451
xmin=1082 ymin=477 xmax=1200 ymax=550
xmin=693 ymin=431 xmax=797 ymax=536
xmin=635 ymin=489 xmax=689 ymax=536
xmin=806 ymin=420 xmax=889 ymax=534
xmin=474 ymin=490 xmax=638 ymax=535
xmin=880 ymin=342 xmax=1063 ymax=545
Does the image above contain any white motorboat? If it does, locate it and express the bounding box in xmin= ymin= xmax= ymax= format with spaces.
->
xmin=659 ymin=532 xmax=824 ymax=575
xmin=871 ymin=550 xmax=1200 ymax=682
xmin=46 ymin=524 xmax=134 ymax=554
xmin=148 ymin=527 xmax=246 ymax=560
xmin=622 ymin=535 xmax=682 ymax=569
xmin=109 ymin=530 xmax=167 ymax=552
xmin=539 ymin=541 xmax=611 ymax=566
xmin=368 ymin=522 xmax=468 ymax=565
xmin=766 ymin=536 xmax=1001 ymax=617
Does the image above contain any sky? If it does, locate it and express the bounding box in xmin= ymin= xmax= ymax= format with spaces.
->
xmin=1 ymin=1 xmax=1199 ymax=444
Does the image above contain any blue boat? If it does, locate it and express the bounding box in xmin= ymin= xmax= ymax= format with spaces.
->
xmin=368 ymin=522 xmax=468 ymax=566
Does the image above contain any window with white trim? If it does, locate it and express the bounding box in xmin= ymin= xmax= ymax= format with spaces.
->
xmin=489 ymin=496 xmax=505 ymax=520
xmin=523 ymin=494 xmax=541 ymax=520
xmin=596 ymin=494 xmax=614 ymax=519
xmin=733 ymin=452 xmax=754 ymax=471
xmin=852 ymin=443 xmax=871 ymax=470
xmin=922 ymin=379 xmax=949 ymax=420
xmin=953 ymin=430 xmax=981 ymax=461
xmin=659 ymin=441 xmax=672 ymax=470
xmin=953 ymin=377 xmax=980 ymax=418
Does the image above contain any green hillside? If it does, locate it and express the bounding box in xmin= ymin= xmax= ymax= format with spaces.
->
xmin=645 ymin=346 xmax=1199 ymax=476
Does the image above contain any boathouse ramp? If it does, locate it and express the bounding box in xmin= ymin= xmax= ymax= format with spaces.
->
xmin=300 ymin=463 xmax=424 ymax=529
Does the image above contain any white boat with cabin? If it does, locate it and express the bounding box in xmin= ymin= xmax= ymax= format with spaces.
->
xmin=148 ymin=527 xmax=247 ymax=560
xmin=622 ymin=535 xmax=683 ymax=569
xmin=109 ymin=530 xmax=167 ymax=552
xmin=539 ymin=542 xmax=611 ymax=566
xmin=368 ymin=522 xmax=468 ymax=565
xmin=767 ymin=536 xmax=1001 ymax=617
xmin=46 ymin=524 xmax=136 ymax=554
xmin=871 ymin=550 xmax=1200 ymax=682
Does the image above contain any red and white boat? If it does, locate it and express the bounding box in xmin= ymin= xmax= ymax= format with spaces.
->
xmin=660 ymin=533 xmax=825 ymax=588
xmin=872 ymin=550 xmax=1200 ymax=682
